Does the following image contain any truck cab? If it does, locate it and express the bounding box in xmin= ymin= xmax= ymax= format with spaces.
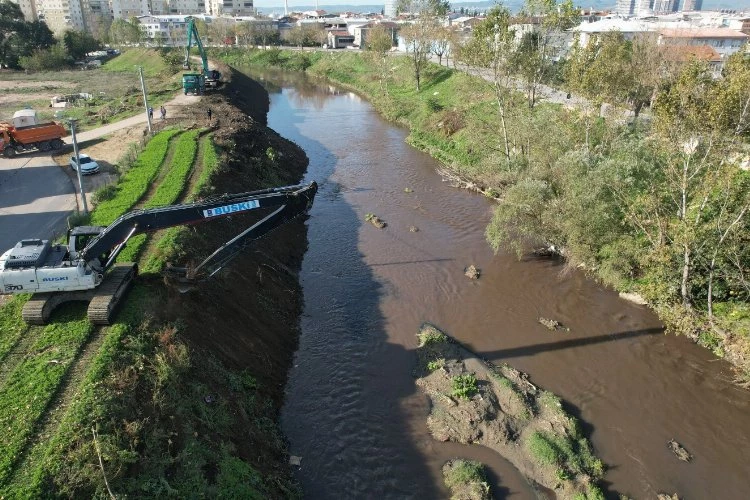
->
xmin=182 ymin=73 xmax=205 ymax=95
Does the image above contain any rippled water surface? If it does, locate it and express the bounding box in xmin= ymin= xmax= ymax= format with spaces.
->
xmin=244 ymin=67 xmax=750 ymax=499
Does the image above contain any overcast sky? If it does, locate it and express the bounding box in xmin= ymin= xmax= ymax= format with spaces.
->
xmin=253 ymin=0 xmax=750 ymax=9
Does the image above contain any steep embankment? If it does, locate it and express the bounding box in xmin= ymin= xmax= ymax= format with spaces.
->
xmin=0 ymin=64 xmax=311 ymax=497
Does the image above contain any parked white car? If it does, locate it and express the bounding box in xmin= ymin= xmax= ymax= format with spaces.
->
xmin=70 ymin=154 xmax=100 ymax=175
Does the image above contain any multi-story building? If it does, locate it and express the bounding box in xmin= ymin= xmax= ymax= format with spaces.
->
xmin=80 ymin=0 xmax=112 ymax=38
xmin=384 ymin=0 xmax=396 ymax=18
xmin=206 ymin=0 xmax=253 ymax=17
xmin=615 ymin=0 xmax=653 ymax=17
xmin=10 ymin=0 xmax=38 ymax=21
xmin=35 ymin=0 xmax=86 ymax=33
xmin=652 ymin=0 xmax=679 ymax=15
xmin=110 ymin=0 xmax=149 ymax=20
xmin=150 ymin=0 xmax=206 ymax=15
xmin=659 ymin=28 xmax=749 ymax=57
xmin=682 ymin=0 xmax=703 ymax=11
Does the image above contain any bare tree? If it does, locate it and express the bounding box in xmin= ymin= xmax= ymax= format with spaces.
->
xmin=401 ymin=20 xmax=433 ymax=91
xmin=461 ymin=6 xmax=517 ymax=159
xmin=366 ymin=24 xmax=396 ymax=93
xmin=514 ymin=0 xmax=579 ymax=108
xmin=430 ymin=25 xmax=451 ymax=66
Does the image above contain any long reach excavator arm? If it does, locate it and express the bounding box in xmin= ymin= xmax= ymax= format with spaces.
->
xmin=0 ymin=182 xmax=317 ymax=325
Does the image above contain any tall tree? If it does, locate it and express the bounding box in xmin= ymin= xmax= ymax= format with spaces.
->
xmin=515 ymin=0 xmax=579 ymax=108
xmin=430 ymin=25 xmax=451 ymax=66
xmin=462 ymin=6 xmax=516 ymax=159
xmin=398 ymin=0 xmax=443 ymax=90
xmin=0 ymin=1 xmax=53 ymax=68
xmin=401 ymin=20 xmax=433 ymax=91
xmin=109 ymin=18 xmax=141 ymax=46
xmin=63 ymin=29 xmax=101 ymax=60
xmin=365 ymin=24 xmax=395 ymax=93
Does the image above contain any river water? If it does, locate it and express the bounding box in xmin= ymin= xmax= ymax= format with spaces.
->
xmin=244 ymin=67 xmax=750 ymax=499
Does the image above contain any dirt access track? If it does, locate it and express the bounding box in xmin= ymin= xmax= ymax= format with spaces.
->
xmin=52 ymin=91 xmax=202 ymax=211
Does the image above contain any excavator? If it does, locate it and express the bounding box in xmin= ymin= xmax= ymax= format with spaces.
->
xmin=0 ymin=182 xmax=317 ymax=325
xmin=182 ymin=17 xmax=221 ymax=95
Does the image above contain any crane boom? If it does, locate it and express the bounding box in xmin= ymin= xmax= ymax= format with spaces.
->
xmin=83 ymin=183 xmax=316 ymax=272
xmin=184 ymin=17 xmax=210 ymax=75
xmin=182 ymin=17 xmax=221 ymax=94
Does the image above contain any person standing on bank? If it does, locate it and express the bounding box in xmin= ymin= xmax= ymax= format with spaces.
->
xmin=207 ymin=108 xmax=212 ymax=125
xmin=148 ymin=107 xmax=153 ymax=121
xmin=160 ymin=106 xmax=166 ymax=120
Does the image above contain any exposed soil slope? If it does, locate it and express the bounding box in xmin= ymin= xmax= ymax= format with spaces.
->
xmin=153 ymin=65 xmax=310 ymax=469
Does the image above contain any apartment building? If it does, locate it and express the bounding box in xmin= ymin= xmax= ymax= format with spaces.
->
xmin=682 ymin=0 xmax=703 ymax=11
xmin=615 ymin=0 xmax=652 ymax=17
xmin=652 ymin=0 xmax=679 ymax=15
xmin=659 ymin=28 xmax=749 ymax=57
xmin=10 ymin=0 xmax=38 ymax=21
xmin=150 ymin=0 xmax=206 ymax=15
xmin=110 ymin=0 xmax=148 ymax=20
xmin=36 ymin=0 xmax=86 ymax=32
xmin=206 ymin=0 xmax=253 ymax=17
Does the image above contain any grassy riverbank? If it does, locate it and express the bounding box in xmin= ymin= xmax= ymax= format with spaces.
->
xmin=0 ymin=66 xmax=310 ymax=496
xmin=215 ymin=48 xmax=750 ymax=385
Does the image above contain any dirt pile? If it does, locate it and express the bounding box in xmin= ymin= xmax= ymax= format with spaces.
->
xmin=146 ymin=68 xmax=310 ymax=488
xmin=415 ymin=324 xmax=605 ymax=498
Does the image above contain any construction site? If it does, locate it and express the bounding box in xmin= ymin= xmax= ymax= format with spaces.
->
xmin=0 ymin=54 xmax=313 ymax=496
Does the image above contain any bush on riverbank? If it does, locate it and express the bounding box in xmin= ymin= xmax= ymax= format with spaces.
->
xmin=216 ymin=48 xmax=750 ymax=385
xmin=442 ymin=459 xmax=490 ymax=500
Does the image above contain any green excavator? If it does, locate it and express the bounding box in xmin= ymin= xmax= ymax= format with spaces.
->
xmin=182 ymin=17 xmax=221 ymax=95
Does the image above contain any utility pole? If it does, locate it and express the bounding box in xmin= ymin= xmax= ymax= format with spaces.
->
xmin=68 ymin=119 xmax=89 ymax=215
xmin=138 ymin=66 xmax=153 ymax=135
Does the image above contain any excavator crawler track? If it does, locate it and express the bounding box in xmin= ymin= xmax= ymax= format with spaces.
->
xmin=22 ymin=290 xmax=95 ymax=325
xmin=87 ymin=263 xmax=138 ymax=325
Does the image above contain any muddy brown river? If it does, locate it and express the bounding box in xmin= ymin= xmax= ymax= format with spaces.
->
xmin=244 ymin=67 xmax=750 ymax=499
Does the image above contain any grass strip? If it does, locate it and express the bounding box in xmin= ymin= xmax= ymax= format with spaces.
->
xmin=0 ymin=305 xmax=93 ymax=486
xmin=3 ymin=307 xmax=138 ymax=497
xmin=141 ymin=134 xmax=220 ymax=274
xmin=11 ymin=285 xmax=284 ymax=498
xmin=0 ymin=296 xmax=30 ymax=363
xmin=116 ymin=130 xmax=200 ymax=264
xmin=192 ymin=133 xmax=220 ymax=199
xmin=90 ymin=129 xmax=181 ymax=226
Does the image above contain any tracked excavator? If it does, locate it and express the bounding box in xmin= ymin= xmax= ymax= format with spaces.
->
xmin=0 ymin=182 xmax=317 ymax=325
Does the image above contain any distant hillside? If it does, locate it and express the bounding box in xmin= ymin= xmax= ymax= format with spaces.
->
xmin=254 ymin=0 xmax=750 ymax=15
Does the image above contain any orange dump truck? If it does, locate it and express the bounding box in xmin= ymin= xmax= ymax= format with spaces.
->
xmin=0 ymin=110 xmax=67 ymax=158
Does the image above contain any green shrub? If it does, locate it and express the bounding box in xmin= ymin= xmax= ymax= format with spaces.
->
xmin=417 ymin=325 xmax=447 ymax=346
xmin=451 ymin=374 xmax=478 ymax=400
xmin=527 ymin=431 xmax=561 ymax=466
xmin=19 ymin=44 xmax=69 ymax=71
xmin=443 ymin=459 xmax=490 ymax=499
xmin=426 ymin=358 xmax=445 ymax=371
xmin=92 ymin=184 xmax=117 ymax=204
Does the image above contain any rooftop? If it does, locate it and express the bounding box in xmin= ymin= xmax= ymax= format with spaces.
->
xmin=660 ymin=27 xmax=749 ymax=39
xmin=662 ymin=44 xmax=722 ymax=62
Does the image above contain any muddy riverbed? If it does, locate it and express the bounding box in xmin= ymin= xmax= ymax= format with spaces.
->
xmin=244 ymin=67 xmax=750 ymax=498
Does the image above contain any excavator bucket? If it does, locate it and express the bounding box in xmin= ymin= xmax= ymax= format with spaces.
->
xmin=163 ymin=264 xmax=200 ymax=293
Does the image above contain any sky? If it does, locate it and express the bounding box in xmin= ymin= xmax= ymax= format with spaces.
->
xmin=253 ymin=0 xmax=750 ymax=10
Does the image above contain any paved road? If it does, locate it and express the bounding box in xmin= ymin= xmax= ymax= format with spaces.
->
xmin=0 ymin=153 xmax=77 ymax=252
xmin=0 ymin=92 xmax=202 ymax=257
